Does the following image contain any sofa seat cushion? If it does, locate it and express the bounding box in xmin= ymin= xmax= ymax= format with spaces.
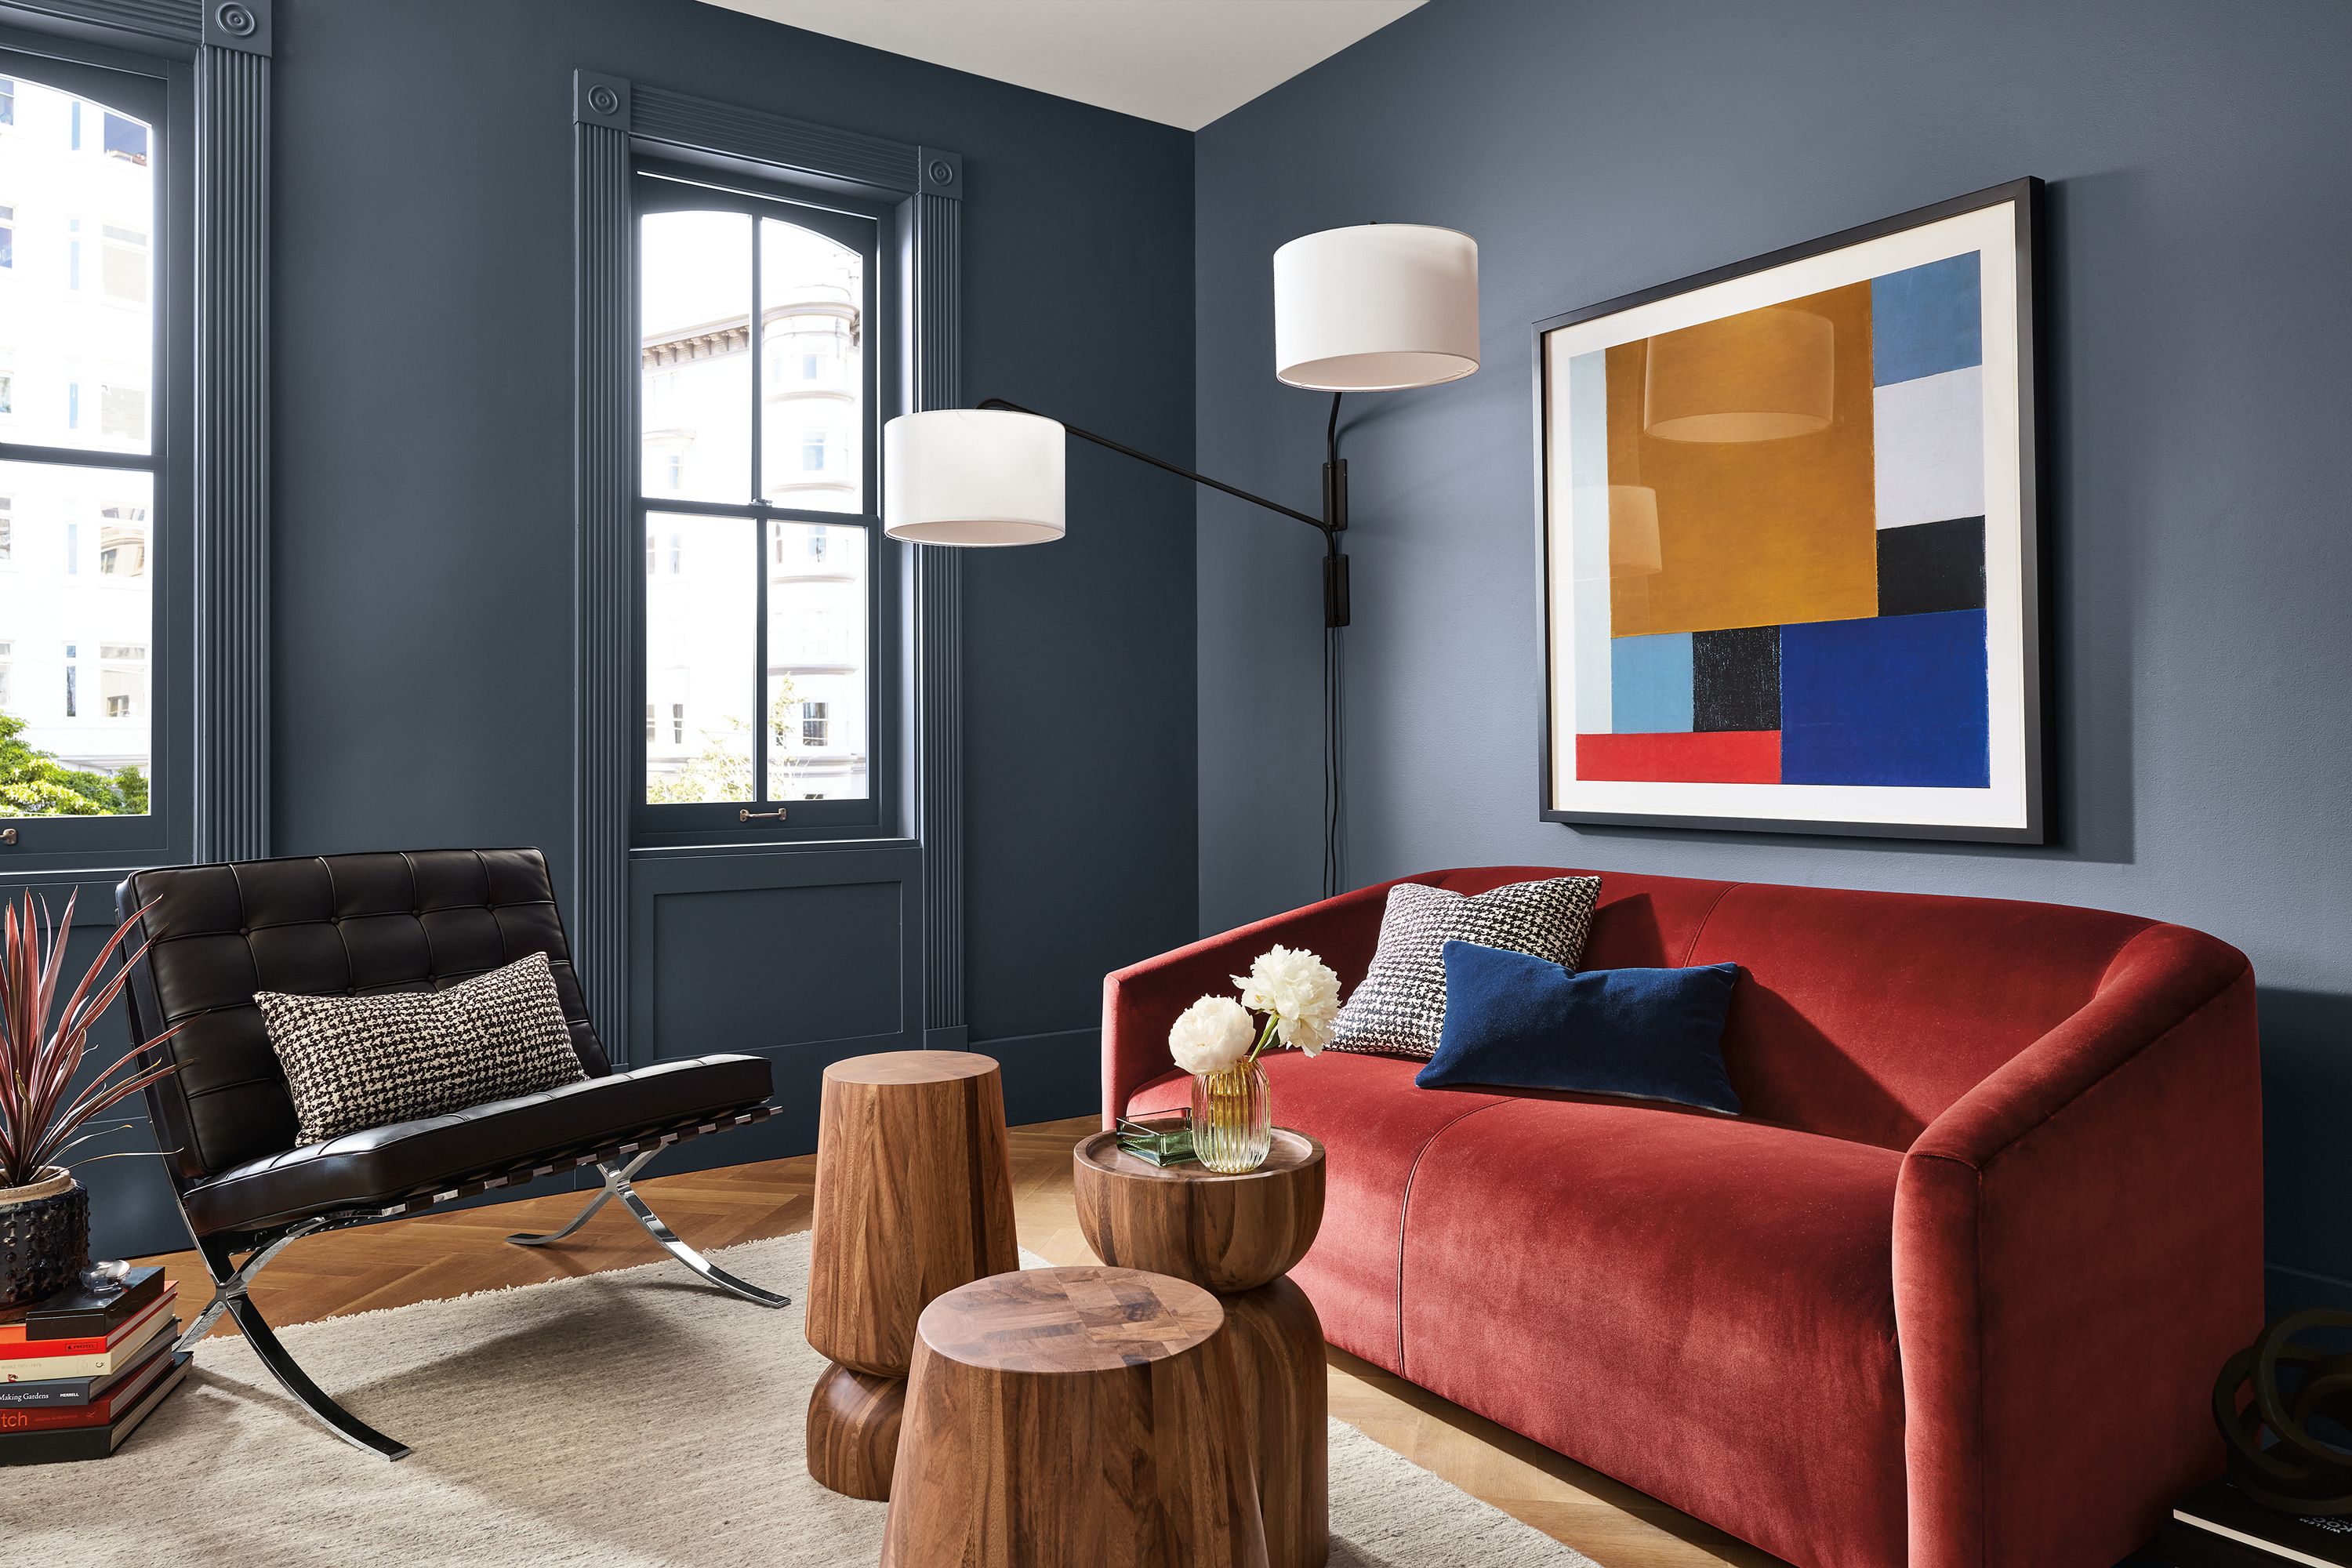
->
xmin=1124 ymin=1051 xmax=1514 ymax=1369
xmin=181 ymin=1054 xmax=773 ymax=1238
xmin=1401 ymin=1097 xmax=1907 ymax=1568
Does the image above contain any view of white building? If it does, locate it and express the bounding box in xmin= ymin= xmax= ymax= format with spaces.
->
xmin=640 ymin=209 xmax=869 ymax=804
xmin=0 ymin=67 xmax=155 ymax=789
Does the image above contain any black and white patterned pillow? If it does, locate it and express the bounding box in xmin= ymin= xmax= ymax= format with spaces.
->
xmin=1329 ymin=877 xmax=1602 ymax=1059
xmin=256 ymin=952 xmax=588 ymax=1145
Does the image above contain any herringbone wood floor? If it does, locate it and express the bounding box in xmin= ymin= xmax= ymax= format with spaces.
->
xmin=132 ymin=1114 xmax=1778 ymax=1568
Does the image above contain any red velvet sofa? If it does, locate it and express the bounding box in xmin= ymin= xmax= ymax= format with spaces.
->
xmin=1104 ymin=866 xmax=2262 ymax=1568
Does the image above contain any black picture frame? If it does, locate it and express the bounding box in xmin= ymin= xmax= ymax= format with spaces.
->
xmin=1530 ymin=176 xmax=2047 ymax=844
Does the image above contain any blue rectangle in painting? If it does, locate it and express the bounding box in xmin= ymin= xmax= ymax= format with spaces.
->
xmin=1780 ymin=609 xmax=1989 ymax=786
xmin=1610 ymin=631 xmax=1693 ymax=734
xmin=1871 ymin=253 xmax=1981 ymax=386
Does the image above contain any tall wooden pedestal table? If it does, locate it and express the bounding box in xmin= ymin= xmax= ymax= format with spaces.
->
xmin=804 ymin=1050 xmax=1018 ymax=1500
xmin=882 ymin=1266 xmax=1269 ymax=1568
xmin=1073 ymin=1128 xmax=1328 ymax=1568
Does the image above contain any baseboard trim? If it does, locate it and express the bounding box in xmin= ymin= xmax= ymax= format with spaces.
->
xmin=974 ymin=1025 xmax=1102 ymax=1127
xmin=2266 ymin=1261 xmax=2352 ymax=1318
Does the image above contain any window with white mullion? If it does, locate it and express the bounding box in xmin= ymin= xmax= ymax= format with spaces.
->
xmin=633 ymin=166 xmax=884 ymax=837
xmin=0 ymin=55 xmax=163 ymax=828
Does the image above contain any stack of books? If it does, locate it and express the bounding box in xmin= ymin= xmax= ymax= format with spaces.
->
xmin=0 ymin=1267 xmax=189 ymax=1465
xmin=2161 ymin=1478 xmax=2352 ymax=1566
xmin=1116 ymin=1115 xmax=1197 ymax=1167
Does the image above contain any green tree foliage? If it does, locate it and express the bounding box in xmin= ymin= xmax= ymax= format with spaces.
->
xmin=0 ymin=713 xmax=150 ymax=817
xmin=644 ymin=680 xmax=802 ymax=806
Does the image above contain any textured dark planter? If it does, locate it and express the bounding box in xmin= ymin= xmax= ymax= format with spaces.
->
xmin=0 ymin=1170 xmax=90 ymax=1313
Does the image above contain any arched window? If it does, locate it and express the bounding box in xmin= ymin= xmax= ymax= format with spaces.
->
xmin=634 ymin=168 xmax=884 ymax=837
xmin=0 ymin=53 xmax=168 ymax=829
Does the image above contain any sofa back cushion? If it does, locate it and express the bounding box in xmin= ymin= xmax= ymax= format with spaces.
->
xmin=1410 ymin=866 xmax=2157 ymax=1149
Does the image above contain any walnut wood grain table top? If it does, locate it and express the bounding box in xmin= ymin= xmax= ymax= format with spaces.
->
xmin=916 ymin=1265 xmax=1226 ymax=1374
xmin=1073 ymin=1127 xmax=1327 ymax=1294
xmin=822 ymin=1049 xmax=1002 ymax=1087
xmin=1075 ymin=1126 xmax=1323 ymax=1185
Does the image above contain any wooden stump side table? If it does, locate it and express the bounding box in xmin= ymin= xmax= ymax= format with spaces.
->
xmin=881 ymin=1266 xmax=1269 ymax=1568
xmin=804 ymin=1050 xmax=1018 ymax=1500
xmin=1073 ymin=1127 xmax=1328 ymax=1568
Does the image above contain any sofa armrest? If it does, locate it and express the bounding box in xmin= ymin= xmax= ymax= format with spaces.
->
xmin=1893 ymin=924 xmax=2263 ymax=1568
xmin=1100 ymin=880 xmax=1401 ymax=1127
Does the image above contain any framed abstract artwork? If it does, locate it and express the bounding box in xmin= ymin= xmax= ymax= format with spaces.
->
xmin=1534 ymin=179 xmax=2045 ymax=842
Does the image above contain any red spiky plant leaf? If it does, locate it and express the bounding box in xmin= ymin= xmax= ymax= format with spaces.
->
xmin=0 ymin=891 xmax=179 ymax=1192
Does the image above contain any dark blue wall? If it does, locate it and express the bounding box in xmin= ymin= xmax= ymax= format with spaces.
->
xmin=65 ymin=0 xmax=1198 ymax=1261
xmin=1193 ymin=0 xmax=2352 ymax=1308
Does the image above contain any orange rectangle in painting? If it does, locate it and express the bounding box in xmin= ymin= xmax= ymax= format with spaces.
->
xmin=1577 ymin=731 xmax=1781 ymax=783
xmin=1606 ymin=282 xmax=1881 ymax=639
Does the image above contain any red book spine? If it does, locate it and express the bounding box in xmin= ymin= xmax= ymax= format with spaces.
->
xmin=0 ymin=1291 xmax=172 ymax=1361
xmin=0 ymin=1352 xmax=171 ymax=1431
xmin=0 ymin=1403 xmax=114 ymax=1433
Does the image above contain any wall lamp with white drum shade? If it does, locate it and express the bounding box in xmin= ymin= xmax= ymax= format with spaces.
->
xmin=1274 ymin=223 xmax=1481 ymax=392
xmin=881 ymin=408 xmax=1066 ymax=546
xmin=880 ymin=223 xmax=1480 ymax=895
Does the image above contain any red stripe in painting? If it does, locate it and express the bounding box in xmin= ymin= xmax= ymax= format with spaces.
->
xmin=1577 ymin=731 xmax=1781 ymax=783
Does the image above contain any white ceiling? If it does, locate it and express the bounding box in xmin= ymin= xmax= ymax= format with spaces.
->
xmin=697 ymin=0 xmax=1428 ymax=130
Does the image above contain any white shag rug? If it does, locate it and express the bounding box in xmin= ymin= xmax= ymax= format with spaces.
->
xmin=0 ymin=1232 xmax=1597 ymax=1566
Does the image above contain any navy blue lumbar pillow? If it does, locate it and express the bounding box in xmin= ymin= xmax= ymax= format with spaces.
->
xmin=1416 ymin=940 xmax=1742 ymax=1115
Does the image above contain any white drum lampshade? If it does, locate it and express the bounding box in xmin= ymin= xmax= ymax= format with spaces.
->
xmin=882 ymin=408 xmax=1066 ymax=546
xmin=1274 ymin=223 xmax=1480 ymax=391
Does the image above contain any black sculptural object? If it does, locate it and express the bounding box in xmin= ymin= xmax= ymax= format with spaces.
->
xmin=2216 ymin=1310 xmax=2352 ymax=1513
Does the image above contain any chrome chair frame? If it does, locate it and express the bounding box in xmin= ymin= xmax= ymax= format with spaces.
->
xmin=504 ymin=1148 xmax=789 ymax=1308
xmin=169 ymin=1105 xmax=785 ymax=1461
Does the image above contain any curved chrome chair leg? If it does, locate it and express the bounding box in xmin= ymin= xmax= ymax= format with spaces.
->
xmin=181 ymin=1225 xmax=412 ymax=1461
xmin=227 ymin=1295 xmax=412 ymax=1461
xmin=176 ymin=1218 xmax=322 ymax=1353
xmin=610 ymin=1166 xmax=790 ymax=1309
xmin=503 ymin=1147 xmax=655 ymax=1246
xmin=503 ymin=1187 xmax=619 ymax=1247
xmin=502 ymin=1150 xmax=788 ymax=1309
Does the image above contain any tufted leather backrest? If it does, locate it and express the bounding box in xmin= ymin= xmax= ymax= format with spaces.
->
xmin=117 ymin=848 xmax=608 ymax=1184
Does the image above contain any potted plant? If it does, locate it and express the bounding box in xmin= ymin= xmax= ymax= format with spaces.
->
xmin=1167 ymin=945 xmax=1341 ymax=1174
xmin=0 ymin=891 xmax=176 ymax=1313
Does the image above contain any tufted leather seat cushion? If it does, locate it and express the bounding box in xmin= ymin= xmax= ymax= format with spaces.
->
xmin=178 ymin=1053 xmax=772 ymax=1238
xmin=121 ymin=848 xmax=615 ymax=1185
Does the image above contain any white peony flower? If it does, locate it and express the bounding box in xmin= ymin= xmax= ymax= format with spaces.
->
xmin=1169 ymin=993 xmax=1255 ymax=1075
xmin=1232 ymin=945 xmax=1342 ymax=1057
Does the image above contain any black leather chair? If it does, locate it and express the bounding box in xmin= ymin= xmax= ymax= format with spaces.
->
xmin=117 ymin=848 xmax=786 ymax=1461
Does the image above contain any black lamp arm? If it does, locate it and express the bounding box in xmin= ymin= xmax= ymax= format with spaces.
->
xmin=974 ymin=394 xmax=1352 ymax=629
xmin=975 ymin=397 xmax=1330 ymax=535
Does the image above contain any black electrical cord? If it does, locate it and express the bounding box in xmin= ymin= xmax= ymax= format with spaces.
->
xmin=1323 ymin=393 xmax=1346 ymax=902
xmin=1323 ymin=618 xmax=1346 ymax=902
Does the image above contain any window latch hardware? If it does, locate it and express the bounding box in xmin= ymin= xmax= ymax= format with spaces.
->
xmin=739 ymin=808 xmax=787 ymax=823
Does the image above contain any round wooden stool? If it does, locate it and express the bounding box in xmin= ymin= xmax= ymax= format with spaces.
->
xmin=881 ymin=1266 xmax=1269 ymax=1568
xmin=804 ymin=1050 xmax=1018 ymax=1499
xmin=1073 ymin=1127 xmax=1327 ymax=1568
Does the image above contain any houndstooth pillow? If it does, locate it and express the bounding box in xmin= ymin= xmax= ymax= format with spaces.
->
xmin=1329 ymin=877 xmax=1602 ymax=1059
xmin=256 ymin=952 xmax=587 ymax=1145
